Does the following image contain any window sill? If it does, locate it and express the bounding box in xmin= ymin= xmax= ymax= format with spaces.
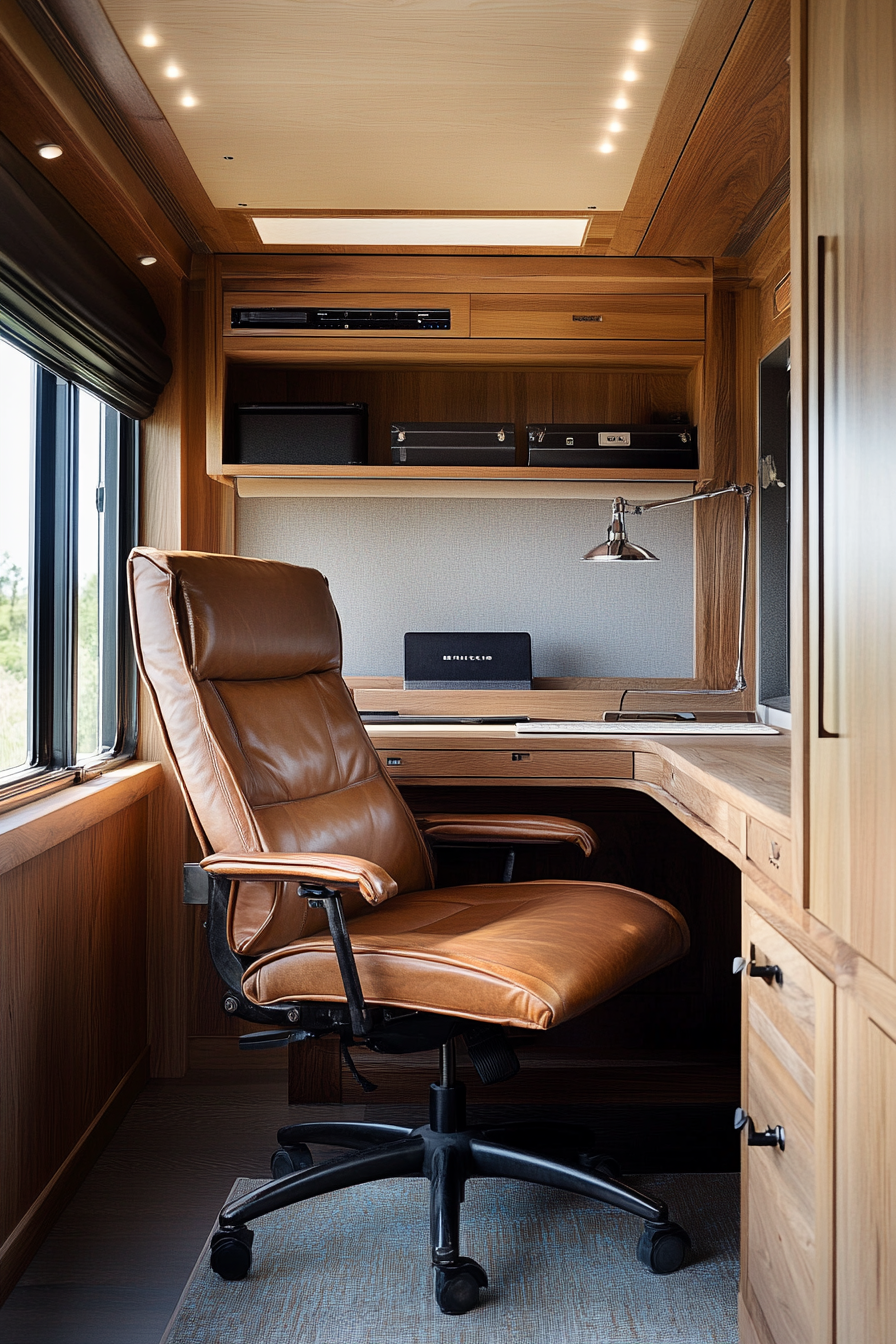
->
xmin=0 ymin=760 xmax=163 ymax=876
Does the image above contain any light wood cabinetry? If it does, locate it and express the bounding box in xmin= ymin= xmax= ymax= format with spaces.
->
xmin=788 ymin=5 xmax=896 ymax=1335
xmin=798 ymin=0 xmax=896 ymax=972
xmin=738 ymin=897 xmax=833 ymax=1344
xmin=835 ymin=962 xmax=896 ymax=1344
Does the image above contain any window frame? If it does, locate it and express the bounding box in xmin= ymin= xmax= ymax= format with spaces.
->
xmin=0 ymin=358 xmax=138 ymax=808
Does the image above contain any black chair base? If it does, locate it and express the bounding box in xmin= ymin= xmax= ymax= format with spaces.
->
xmin=210 ymin=1076 xmax=692 ymax=1314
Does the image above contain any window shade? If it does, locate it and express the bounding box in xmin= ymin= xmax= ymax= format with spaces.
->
xmin=0 ymin=133 xmax=172 ymax=419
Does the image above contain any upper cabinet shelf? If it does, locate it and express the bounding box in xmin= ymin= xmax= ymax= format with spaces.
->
xmin=229 ymin=465 xmax=700 ymax=501
xmin=207 ymin=257 xmax=719 ymax=490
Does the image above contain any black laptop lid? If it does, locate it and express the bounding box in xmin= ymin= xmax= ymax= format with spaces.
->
xmin=404 ymin=632 xmax=532 ymax=691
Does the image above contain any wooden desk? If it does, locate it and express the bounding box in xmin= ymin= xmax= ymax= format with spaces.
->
xmin=366 ymin=724 xmax=792 ymax=898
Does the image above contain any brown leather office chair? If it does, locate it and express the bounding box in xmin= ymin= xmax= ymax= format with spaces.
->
xmin=128 ymin=547 xmax=692 ymax=1315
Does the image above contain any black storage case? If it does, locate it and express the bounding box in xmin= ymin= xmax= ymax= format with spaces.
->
xmin=391 ymin=422 xmax=515 ymax=466
xmin=232 ymin=403 xmax=368 ymax=465
xmin=526 ymin=423 xmax=698 ymax=469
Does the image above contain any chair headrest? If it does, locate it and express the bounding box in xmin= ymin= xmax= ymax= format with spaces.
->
xmin=130 ymin=549 xmax=341 ymax=681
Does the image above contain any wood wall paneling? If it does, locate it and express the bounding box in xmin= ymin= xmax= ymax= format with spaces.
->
xmin=0 ymin=800 xmax=150 ymax=1294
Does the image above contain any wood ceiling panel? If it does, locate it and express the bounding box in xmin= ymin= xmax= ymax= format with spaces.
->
xmin=101 ymin=0 xmax=699 ymax=215
xmin=637 ymin=0 xmax=789 ymax=257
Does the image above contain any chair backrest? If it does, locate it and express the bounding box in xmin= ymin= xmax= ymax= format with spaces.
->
xmin=128 ymin=548 xmax=433 ymax=952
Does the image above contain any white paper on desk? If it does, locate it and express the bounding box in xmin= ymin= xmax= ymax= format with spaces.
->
xmin=515 ymin=721 xmax=779 ymax=736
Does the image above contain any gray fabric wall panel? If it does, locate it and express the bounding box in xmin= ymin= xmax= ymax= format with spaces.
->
xmin=236 ymin=498 xmax=694 ymax=679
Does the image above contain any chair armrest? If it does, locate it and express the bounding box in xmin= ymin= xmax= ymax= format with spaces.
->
xmin=415 ymin=814 xmax=598 ymax=857
xmin=200 ymin=852 xmax=398 ymax=907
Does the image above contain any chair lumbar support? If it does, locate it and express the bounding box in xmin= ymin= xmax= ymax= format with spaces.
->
xmin=210 ymin=1039 xmax=692 ymax=1315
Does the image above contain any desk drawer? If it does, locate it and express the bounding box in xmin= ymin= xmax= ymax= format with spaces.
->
xmin=746 ymin=817 xmax=792 ymax=893
xmin=377 ymin=749 xmax=632 ymax=780
xmin=469 ymin=293 xmax=705 ymax=341
xmin=740 ymin=897 xmax=833 ymax=1344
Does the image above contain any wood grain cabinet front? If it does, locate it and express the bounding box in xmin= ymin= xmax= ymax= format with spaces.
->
xmin=739 ymin=894 xmax=834 ymax=1344
xmin=469 ymin=293 xmax=705 ymax=342
xmin=376 ymin=749 xmax=633 ymax=782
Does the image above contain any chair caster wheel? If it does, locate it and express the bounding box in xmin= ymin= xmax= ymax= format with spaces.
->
xmin=433 ymin=1257 xmax=488 ymax=1315
xmin=210 ymin=1225 xmax=254 ymax=1280
xmin=580 ymin=1151 xmax=623 ymax=1180
xmin=637 ymin=1220 xmax=691 ymax=1274
xmin=271 ymin=1143 xmax=314 ymax=1178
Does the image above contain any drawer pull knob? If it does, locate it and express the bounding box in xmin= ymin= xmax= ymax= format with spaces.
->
xmin=386 ymin=757 xmax=402 ymax=766
xmin=732 ymin=956 xmax=783 ymax=985
xmin=511 ymin=752 xmax=530 ymax=762
xmin=734 ymin=1107 xmax=786 ymax=1151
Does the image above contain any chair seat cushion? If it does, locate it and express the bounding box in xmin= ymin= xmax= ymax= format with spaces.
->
xmin=241 ymin=880 xmax=689 ymax=1030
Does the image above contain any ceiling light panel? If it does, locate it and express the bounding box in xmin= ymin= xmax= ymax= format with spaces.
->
xmin=253 ymin=217 xmax=591 ymax=247
xmin=105 ymin=1 xmax=698 ymax=214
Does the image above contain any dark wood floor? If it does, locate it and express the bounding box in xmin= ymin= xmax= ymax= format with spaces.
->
xmin=0 ymin=1064 xmax=738 ymax=1344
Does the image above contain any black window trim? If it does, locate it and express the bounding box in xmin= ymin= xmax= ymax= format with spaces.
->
xmin=0 ymin=361 xmax=138 ymax=808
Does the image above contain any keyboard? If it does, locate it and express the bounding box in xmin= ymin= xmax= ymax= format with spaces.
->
xmin=516 ymin=721 xmax=779 ymax=736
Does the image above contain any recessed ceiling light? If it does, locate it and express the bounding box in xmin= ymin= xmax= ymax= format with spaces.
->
xmin=632 ymin=38 xmax=650 ymax=52
xmin=140 ymin=33 xmax=159 ymax=47
xmin=139 ymin=256 xmax=157 ymax=266
xmin=598 ymin=141 xmax=615 ymax=154
xmin=621 ymin=69 xmax=638 ymax=82
xmin=252 ymin=217 xmax=591 ymax=247
xmin=609 ymin=120 xmax=623 ymax=133
xmin=181 ymin=95 xmax=197 ymax=107
xmin=164 ymin=64 xmax=182 ymax=78
xmin=38 ymin=144 xmax=63 ymax=159
xmin=614 ymin=97 xmax=629 ymax=110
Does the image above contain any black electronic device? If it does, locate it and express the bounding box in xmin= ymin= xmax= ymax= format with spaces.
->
xmin=232 ymin=403 xmax=367 ymax=466
xmin=231 ymin=307 xmax=450 ymax=331
xmin=527 ymin=423 xmax=698 ymax=469
xmin=403 ymin=632 xmax=532 ymax=690
xmin=391 ymin=422 xmax=516 ymax=467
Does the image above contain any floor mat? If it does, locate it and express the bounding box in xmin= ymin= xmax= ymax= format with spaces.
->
xmin=161 ymin=1172 xmax=738 ymax=1344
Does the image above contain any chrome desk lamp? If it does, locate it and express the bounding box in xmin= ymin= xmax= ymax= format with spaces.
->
xmin=583 ymin=483 xmax=754 ymax=698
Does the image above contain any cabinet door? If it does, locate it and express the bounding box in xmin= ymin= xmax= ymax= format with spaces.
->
xmin=836 ymin=971 xmax=896 ymax=1344
xmin=739 ymin=896 xmax=833 ymax=1344
xmin=799 ymin=0 xmax=896 ymax=971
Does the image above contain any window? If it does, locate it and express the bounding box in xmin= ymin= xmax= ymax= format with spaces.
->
xmin=0 ymin=335 xmax=137 ymax=801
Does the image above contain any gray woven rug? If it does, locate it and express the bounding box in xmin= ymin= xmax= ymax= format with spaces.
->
xmin=161 ymin=1173 xmax=738 ymax=1344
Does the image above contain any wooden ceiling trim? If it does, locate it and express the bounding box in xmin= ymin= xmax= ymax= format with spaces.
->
xmin=19 ymin=0 xmax=235 ymax=254
xmin=215 ymin=254 xmax=714 ymax=294
xmin=606 ymin=0 xmax=755 ymax=256
xmin=724 ymin=158 xmax=789 ymax=256
xmin=637 ymin=0 xmax=789 ymax=257
xmin=0 ymin=0 xmax=191 ymax=280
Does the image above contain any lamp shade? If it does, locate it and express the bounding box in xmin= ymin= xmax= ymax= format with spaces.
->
xmin=583 ymin=538 xmax=658 ymax=561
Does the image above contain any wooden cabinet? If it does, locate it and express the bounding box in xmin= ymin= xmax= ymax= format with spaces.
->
xmin=738 ymin=896 xmax=833 ymax=1344
xmin=835 ymin=964 xmax=896 ymax=1344
xmin=798 ymin=0 xmax=896 ymax=972
xmin=469 ymin=293 xmax=705 ymax=342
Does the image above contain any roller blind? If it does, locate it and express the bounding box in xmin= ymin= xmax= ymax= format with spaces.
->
xmin=0 ymin=133 xmax=172 ymax=419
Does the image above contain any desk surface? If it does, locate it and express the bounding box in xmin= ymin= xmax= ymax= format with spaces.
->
xmin=366 ymin=723 xmax=792 ymax=892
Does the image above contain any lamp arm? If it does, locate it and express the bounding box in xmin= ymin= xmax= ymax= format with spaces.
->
xmin=618 ymin=483 xmax=754 ymax=695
